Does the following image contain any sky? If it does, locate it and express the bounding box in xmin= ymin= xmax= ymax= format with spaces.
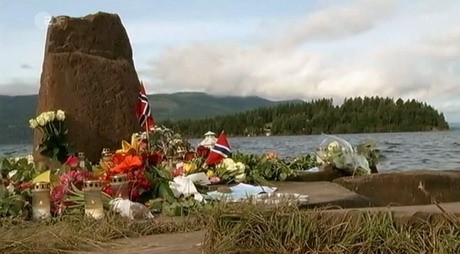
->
xmin=0 ymin=0 xmax=460 ymax=121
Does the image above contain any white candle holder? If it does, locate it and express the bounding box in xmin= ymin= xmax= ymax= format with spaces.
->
xmin=83 ymin=180 xmax=104 ymax=219
xmin=110 ymin=174 xmax=129 ymax=199
xmin=32 ymin=182 xmax=51 ymax=219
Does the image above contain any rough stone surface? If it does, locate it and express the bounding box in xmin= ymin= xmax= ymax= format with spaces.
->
xmin=287 ymin=170 xmax=348 ymax=182
xmin=334 ymin=171 xmax=460 ymax=206
xmin=34 ymin=12 xmax=141 ymax=162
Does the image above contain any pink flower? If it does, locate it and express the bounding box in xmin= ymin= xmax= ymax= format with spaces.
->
xmin=65 ymin=156 xmax=80 ymax=168
xmin=59 ymin=170 xmax=93 ymax=189
xmin=173 ymin=165 xmax=184 ymax=177
xmin=51 ymin=185 xmax=67 ymax=204
xmin=210 ymin=177 xmax=221 ymax=184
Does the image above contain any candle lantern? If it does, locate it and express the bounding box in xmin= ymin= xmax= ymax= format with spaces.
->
xmin=101 ymin=148 xmax=112 ymax=162
xmin=78 ymin=152 xmax=86 ymax=169
xmin=32 ymin=182 xmax=51 ymax=219
xmin=110 ymin=174 xmax=129 ymax=199
xmin=83 ymin=180 xmax=104 ymax=219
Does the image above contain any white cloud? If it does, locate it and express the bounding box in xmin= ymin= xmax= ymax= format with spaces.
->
xmin=150 ymin=0 xmax=460 ymax=121
xmin=273 ymin=0 xmax=395 ymax=48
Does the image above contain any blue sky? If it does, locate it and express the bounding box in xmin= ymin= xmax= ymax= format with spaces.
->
xmin=1 ymin=0 xmax=460 ymax=121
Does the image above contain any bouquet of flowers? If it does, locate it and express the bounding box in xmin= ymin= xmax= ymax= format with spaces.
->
xmin=29 ymin=110 xmax=69 ymax=163
xmin=206 ymin=158 xmax=246 ymax=184
xmin=316 ymin=135 xmax=371 ymax=176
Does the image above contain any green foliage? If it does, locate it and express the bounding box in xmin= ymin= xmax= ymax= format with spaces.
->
xmin=233 ymin=152 xmax=298 ymax=185
xmin=0 ymin=158 xmax=39 ymax=184
xmin=167 ymin=96 xmax=450 ymax=137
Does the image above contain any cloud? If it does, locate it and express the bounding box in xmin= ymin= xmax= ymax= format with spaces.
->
xmin=273 ymin=0 xmax=395 ymax=48
xmin=149 ymin=0 xmax=460 ymax=121
xmin=20 ymin=63 xmax=32 ymax=69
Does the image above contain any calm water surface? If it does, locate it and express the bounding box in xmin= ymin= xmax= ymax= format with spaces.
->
xmin=2 ymin=131 xmax=460 ymax=172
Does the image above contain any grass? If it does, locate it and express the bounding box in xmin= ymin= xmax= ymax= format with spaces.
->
xmin=203 ymin=203 xmax=460 ymax=254
xmin=0 ymin=212 xmax=206 ymax=254
xmin=1 ymin=202 xmax=460 ymax=254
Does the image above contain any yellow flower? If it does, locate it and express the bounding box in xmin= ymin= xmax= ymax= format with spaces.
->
xmin=206 ymin=170 xmax=215 ymax=178
xmin=184 ymin=163 xmax=197 ymax=173
xmin=116 ymin=134 xmax=139 ymax=155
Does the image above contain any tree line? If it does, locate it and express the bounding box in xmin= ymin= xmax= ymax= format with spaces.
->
xmin=161 ymin=97 xmax=449 ymax=137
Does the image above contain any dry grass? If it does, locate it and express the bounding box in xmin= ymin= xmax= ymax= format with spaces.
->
xmin=0 ymin=212 xmax=206 ymax=254
xmin=2 ymin=202 xmax=460 ymax=254
xmin=203 ymin=203 xmax=460 ymax=254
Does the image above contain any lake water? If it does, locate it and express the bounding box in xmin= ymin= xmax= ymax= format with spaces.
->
xmin=2 ymin=131 xmax=460 ymax=172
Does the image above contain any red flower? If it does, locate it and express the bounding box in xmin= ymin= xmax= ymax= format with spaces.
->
xmin=184 ymin=152 xmax=196 ymax=162
xmin=103 ymin=185 xmax=113 ymax=196
xmin=197 ymin=146 xmax=210 ymax=158
xmin=145 ymin=152 xmax=164 ymax=166
xmin=65 ymin=156 xmax=79 ymax=168
xmin=173 ymin=166 xmax=184 ymax=177
xmin=130 ymin=189 xmax=140 ymax=200
xmin=19 ymin=182 xmax=33 ymax=190
xmin=140 ymin=179 xmax=150 ymax=190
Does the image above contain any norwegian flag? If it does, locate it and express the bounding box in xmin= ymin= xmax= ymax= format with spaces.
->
xmin=136 ymin=82 xmax=155 ymax=130
xmin=206 ymin=132 xmax=231 ymax=166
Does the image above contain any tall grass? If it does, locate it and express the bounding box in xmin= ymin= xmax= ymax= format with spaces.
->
xmin=204 ymin=203 xmax=460 ymax=254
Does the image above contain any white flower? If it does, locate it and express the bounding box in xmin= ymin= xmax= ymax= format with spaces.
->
xmin=6 ymin=183 xmax=15 ymax=194
xmin=29 ymin=119 xmax=38 ymax=129
xmin=56 ymin=110 xmax=65 ymax=121
xmin=27 ymin=155 xmax=34 ymax=165
xmin=235 ymin=173 xmax=246 ymax=183
xmin=222 ymin=158 xmax=237 ymax=171
xmin=42 ymin=112 xmax=50 ymax=123
xmin=48 ymin=111 xmax=56 ymax=121
xmin=327 ymin=141 xmax=340 ymax=152
xmin=36 ymin=115 xmax=46 ymax=126
xmin=235 ymin=162 xmax=246 ymax=173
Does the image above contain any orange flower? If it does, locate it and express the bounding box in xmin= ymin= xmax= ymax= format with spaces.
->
xmin=266 ymin=152 xmax=278 ymax=159
xmin=110 ymin=155 xmax=143 ymax=174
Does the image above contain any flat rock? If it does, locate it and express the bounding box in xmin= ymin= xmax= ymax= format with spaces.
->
xmin=273 ymin=181 xmax=374 ymax=208
xmin=334 ymin=171 xmax=460 ymax=206
xmin=34 ymin=12 xmax=141 ymax=162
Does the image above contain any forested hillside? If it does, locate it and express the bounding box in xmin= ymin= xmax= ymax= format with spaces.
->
xmin=164 ymin=97 xmax=449 ymax=137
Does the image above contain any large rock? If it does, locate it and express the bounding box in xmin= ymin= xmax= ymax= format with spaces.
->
xmin=334 ymin=171 xmax=460 ymax=206
xmin=34 ymin=12 xmax=141 ymax=162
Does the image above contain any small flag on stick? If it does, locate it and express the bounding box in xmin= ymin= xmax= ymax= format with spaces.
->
xmin=136 ymin=81 xmax=155 ymax=130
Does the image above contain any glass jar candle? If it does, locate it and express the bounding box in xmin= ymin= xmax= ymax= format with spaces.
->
xmin=78 ymin=152 xmax=86 ymax=169
xmin=32 ymin=182 xmax=51 ymax=219
xmin=83 ymin=180 xmax=104 ymax=219
xmin=101 ymin=148 xmax=112 ymax=162
xmin=110 ymin=174 xmax=129 ymax=199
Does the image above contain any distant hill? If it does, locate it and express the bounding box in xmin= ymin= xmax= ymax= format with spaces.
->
xmin=0 ymin=92 xmax=293 ymax=144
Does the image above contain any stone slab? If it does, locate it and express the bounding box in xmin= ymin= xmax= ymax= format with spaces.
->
xmin=273 ymin=181 xmax=374 ymax=209
xmin=334 ymin=171 xmax=460 ymax=206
